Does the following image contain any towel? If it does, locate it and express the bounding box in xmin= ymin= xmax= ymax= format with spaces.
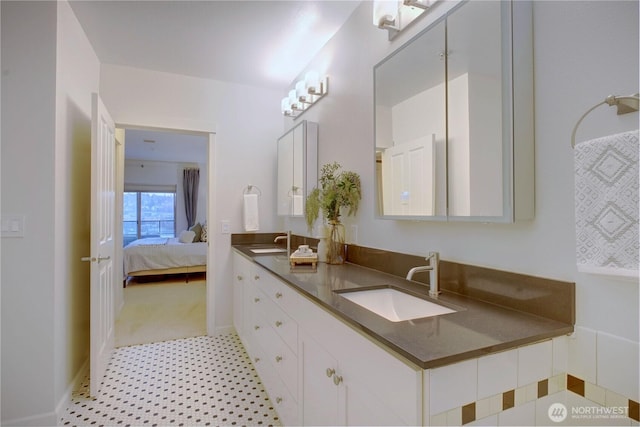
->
xmin=292 ymin=194 xmax=303 ymax=215
xmin=243 ymin=194 xmax=259 ymax=232
xmin=574 ymin=129 xmax=638 ymax=278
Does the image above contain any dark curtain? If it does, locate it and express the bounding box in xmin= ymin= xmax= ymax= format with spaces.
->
xmin=183 ymin=168 xmax=200 ymax=228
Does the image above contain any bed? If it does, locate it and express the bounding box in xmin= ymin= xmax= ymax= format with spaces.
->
xmin=123 ymin=237 xmax=207 ymax=281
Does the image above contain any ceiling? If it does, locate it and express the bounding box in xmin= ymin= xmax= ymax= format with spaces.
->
xmin=69 ymin=0 xmax=361 ymax=162
xmin=69 ymin=0 xmax=361 ymax=91
xmin=123 ymin=129 xmax=208 ymax=163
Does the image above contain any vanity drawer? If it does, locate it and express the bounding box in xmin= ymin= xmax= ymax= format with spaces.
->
xmin=259 ymin=271 xmax=301 ymax=315
xmin=253 ymin=309 xmax=298 ymax=399
xmin=250 ymin=340 xmax=299 ymax=426
xmin=260 ymin=297 xmax=298 ymax=355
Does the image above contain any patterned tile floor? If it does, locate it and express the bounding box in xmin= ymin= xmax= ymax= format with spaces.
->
xmin=59 ymin=333 xmax=281 ymax=426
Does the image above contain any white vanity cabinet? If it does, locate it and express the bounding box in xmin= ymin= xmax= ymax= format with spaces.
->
xmin=295 ymin=288 xmax=423 ymax=426
xmin=232 ymin=251 xmax=422 ymax=426
xmin=234 ymin=253 xmax=300 ymax=426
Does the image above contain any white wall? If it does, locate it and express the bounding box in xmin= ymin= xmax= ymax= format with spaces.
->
xmin=1 ymin=1 xmax=100 ymax=424
xmin=1 ymin=2 xmax=58 ymax=423
xmin=278 ymin=0 xmax=638 ymax=403
xmin=99 ymin=64 xmax=283 ymax=333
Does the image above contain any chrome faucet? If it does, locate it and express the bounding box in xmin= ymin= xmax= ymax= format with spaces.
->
xmin=274 ymin=231 xmax=291 ymax=255
xmin=406 ymin=251 xmax=440 ymax=297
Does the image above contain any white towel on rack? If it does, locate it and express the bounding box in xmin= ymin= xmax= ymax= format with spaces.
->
xmin=574 ymin=129 xmax=639 ymax=278
xmin=243 ymin=194 xmax=260 ymax=232
xmin=292 ymin=195 xmax=303 ymax=215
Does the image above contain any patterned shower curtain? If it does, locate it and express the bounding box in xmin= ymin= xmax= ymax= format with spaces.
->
xmin=183 ymin=168 xmax=200 ymax=228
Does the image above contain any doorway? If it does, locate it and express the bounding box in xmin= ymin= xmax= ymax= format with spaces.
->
xmin=113 ymin=125 xmax=215 ymax=346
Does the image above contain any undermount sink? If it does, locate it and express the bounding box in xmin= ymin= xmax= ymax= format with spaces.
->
xmin=250 ymin=247 xmax=288 ymax=254
xmin=337 ymin=287 xmax=456 ymax=322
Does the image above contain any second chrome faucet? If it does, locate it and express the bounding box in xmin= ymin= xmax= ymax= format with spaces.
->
xmin=274 ymin=231 xmax=291 ymax=256
xmin=406 ymin=251 xmax=440 ymax=298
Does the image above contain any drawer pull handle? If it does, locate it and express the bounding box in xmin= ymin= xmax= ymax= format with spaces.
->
xmin=254 ymin=325 xmax=260 ymax=330
xmin=275 ymin=356 xmax=283 ymax=362
xmin=237 ymin=275 xmax=243 ymax=281
xmin=275 ymin=292 xmax=283 ymax=299
xmin=326 ymin=368 xmax=335 ymax=378
xmin=254 ymin=357 xmax=260 ymax=363
xmin=275 ymin=397 xmax=283 ymax=404
xmin=333 ymin=375 xmax=343 ymax=386
xmin=254 ymin=297 xmax=260 ymax=303
xmin=275 ymin=321 xmax=283 ymax=327
xmin=254 ymin=275 xmax=260 ymax=280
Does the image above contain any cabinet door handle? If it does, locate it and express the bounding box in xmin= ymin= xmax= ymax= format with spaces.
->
xmin=275 ymin=292 xmax=283 ymax=299
xmin=254 ymin=297 xmax=260 ymax=303
xmin=333 ymin=375 xmax=343 ymax=386
xmin=254 ymin=275 xmax=260 ymax=280
xmin=275 ymin=355 xmax=283 ymax=363
xmin=254 ymin=357 xmax=260 ymax=363
xmin=275 ymin=321 xmax=283 ymax=327
xmin=254 ymin=325 xmax=260 ymax=330
xmin=326 ymin=368 xmax=335 ymax=378
xmin=237 ymin=275 xmax=243 ymax=281
xmin=275 ymin=397 xmax=283 ymax=404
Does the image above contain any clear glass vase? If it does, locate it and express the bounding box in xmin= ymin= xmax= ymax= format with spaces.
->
xmin=327 ymin=220 xmax=346 ymax=264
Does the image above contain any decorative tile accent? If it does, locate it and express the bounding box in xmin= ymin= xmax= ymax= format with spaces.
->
xmin=537 ymin=379 xmax=548 ymax=398
xmin=462 ymin=402 xmax=476 ymax=425
xmin=59 ymin=334 xmax=281 ymax=426
xmin=629 ymin=399 xmax=639 ymax=422
xmin=567 ymin=374 xmax=585 ymax=396
xmin=502 ymin=390 xmax=515 ymax=410
xmin=433 ymin=372 xmax=638 ymax=425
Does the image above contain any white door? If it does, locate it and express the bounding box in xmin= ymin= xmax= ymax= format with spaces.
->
xmin=86 ymin=93 xmax=116 ymax=397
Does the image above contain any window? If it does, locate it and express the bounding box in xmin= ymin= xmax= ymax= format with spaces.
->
xmin=123 ymin=185 xmax=177 ymax=246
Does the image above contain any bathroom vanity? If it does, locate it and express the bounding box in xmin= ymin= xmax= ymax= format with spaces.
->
xmin=232 ymin=240 xmax=574 ymax=426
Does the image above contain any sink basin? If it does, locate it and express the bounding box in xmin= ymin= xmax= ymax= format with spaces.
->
xmin=250 ymin=248 xmax=288 ymax=254
xmin=337 ymin=287 xmax=456 ymax=322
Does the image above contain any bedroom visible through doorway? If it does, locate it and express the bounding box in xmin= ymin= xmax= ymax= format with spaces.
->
xmin=116 ymin=126 xmax=211 ymax=346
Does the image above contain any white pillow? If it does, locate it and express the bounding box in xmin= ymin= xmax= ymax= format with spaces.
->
xmin=178 ymin=230 xmax=196 ymax=243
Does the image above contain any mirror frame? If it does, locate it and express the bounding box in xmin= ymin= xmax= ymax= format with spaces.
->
xmin=373 ymin=0 xmax=534 ymax=223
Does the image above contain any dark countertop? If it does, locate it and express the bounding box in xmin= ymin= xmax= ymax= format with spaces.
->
xmin=233 ymin=245 xmax=574 ymax=369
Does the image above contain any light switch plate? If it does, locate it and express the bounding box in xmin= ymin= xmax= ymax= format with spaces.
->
xmin=1 ymin=214 xmax=25 ymax=238
xmin=220 ymin=220 xmax=231 ymax=234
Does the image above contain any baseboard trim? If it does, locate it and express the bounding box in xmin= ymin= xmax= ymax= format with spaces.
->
xmin=1 ymin=410 xmax=57 ymax=426
xmin=215 ymin=325 xmax=235 ymax=335
xmin=55 ymin=357 xmax=89 ymax=422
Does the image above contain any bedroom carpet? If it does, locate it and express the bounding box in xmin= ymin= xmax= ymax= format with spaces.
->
xmin=116 ymin=275 xmax=207 ymax=347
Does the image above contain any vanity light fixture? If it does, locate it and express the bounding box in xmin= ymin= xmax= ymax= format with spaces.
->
xmin=374 ymin=0 xmax=438 ymax=40
xmin=281 ymin=71 xmax=329 ymax=118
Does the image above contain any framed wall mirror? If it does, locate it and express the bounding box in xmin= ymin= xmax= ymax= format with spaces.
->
xmin=374 ymin=0 xmax=534 ymax=222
